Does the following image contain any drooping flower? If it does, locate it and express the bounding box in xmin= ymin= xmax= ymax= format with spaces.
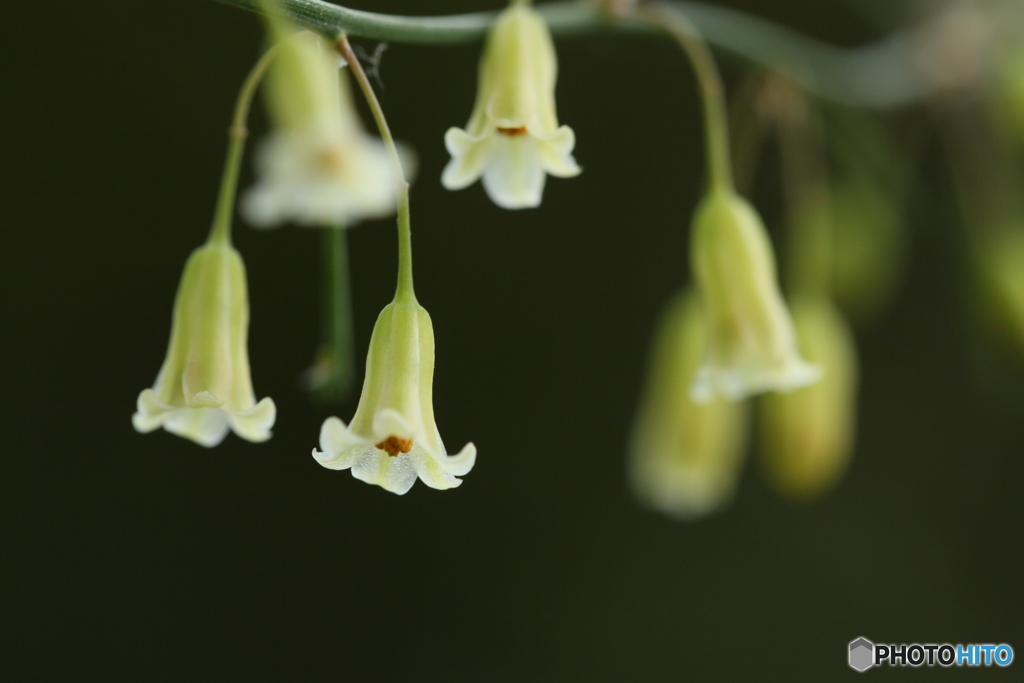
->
xmin=133 ymin=242 xmax=276 ymax=447
xmin=690 ymin=188 xmax=819 ymax=402
xmin=442 ymin=0 xmax=580 ymax=209
xmin=629 ymin=291 xmax=749 ymax=519
xmin=758 ymin=296 xmax=858 ymax=499
xmin=242 ymin=2 xmax=395 ymax=228
xmin=313 ymin=300 xmax=476 ymax=494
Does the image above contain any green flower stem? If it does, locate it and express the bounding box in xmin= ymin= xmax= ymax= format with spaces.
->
xmin=335 ymin=35 xmax=415 ymax=305
xmin=207 ymin=39 xmax=285 ymax=246
xmin=635 ymin=1 xmax=733 ymax=192
xmin=214 ymin=0 xmax=928 ymax=108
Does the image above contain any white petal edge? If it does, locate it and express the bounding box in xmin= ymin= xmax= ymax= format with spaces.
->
xmin=134 ymin=389 xmax=230 ymax=447
xmin=313 ymin=416 xmax=371 ymax=470
xmin=162 ymin=407 xmax=231 ymax=448
xmin=536 ymin=125 xmax=581 ymax=178
xmin=352 ymin=450 xmax=419 ymax=495
xmin=442 ymin=128 xmax=490 ymax=190
xmin=227 ymin=397 xmax=277 ymax=443
xmin=690 ymin=359 xmax=821 ymax=404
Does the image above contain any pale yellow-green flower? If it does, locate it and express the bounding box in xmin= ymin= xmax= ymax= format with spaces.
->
xmin=133 ymin=242 xmax=276 ymax=447
xmin=243 ymin=2 xmax=395 ymax=227
xmin=690 ymin=188 xmax=819 ymax=402
xmin=759 ymin=297 xmax=858 ymax=499
xmin=442 ymin=1 xmax=580 ymax=209
xmin=629 ymin=291 xmax=749 ymax=518
xmin=313 ymin=300 xmax=476 ymax=495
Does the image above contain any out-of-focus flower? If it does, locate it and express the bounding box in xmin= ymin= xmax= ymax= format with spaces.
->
xmin=242 ymin=1 xmax=395 ymax=227
xmin=133 ymin=242 xmax=276 ymax=447
xmin=821 ymin=115 xmax=909 ymax=325
xmin=976 ymin=227 xmax=1024 ymax=352
xmin=758 ymin=297 xmax=858 ymax=499
xmin=690 ymin=188 xmax=819 ymax=402
xmin=442 ymin=0 xmax=580 ymax=209
xmin=629 ymin=291 xmax=749 ymax=518
xmin=313 ymin=300 xmax=476 ymax=494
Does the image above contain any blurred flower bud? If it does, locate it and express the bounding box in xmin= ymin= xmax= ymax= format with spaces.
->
xmin=133 ymin=243 xmax=276 ymax=447
xmin=976 ymin=227 xmax=1024 ymax=353
xmin=243 ymin=2 xmax=396 ymax=227
xmin=442 ymin=0 xmax=580 ymax=209
xmin=759 ymin=297 xmax=857 ymax=499
xmin=690 ymin=189 xmax=819 ymax=402
xmin=629 ymin=291 xmax=749 ymax=519
xmin=314 ymin=300 xmax=476 ymax=494
xmin=828 ymin=176 xmax=908 ymax=325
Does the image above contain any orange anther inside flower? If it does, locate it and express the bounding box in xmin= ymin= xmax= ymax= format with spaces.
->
xmin=376 ymin=435 xmax=414 ymax=457
xmin=496 ymin=126 xmax=528 ymax=136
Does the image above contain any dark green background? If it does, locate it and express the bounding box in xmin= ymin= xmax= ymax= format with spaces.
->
xmin=3 ymin=0 xmax=1022 ymax=679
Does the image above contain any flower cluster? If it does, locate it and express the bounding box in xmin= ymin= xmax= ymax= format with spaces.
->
xmin=134 ymin=0 xmax=874 ymax=510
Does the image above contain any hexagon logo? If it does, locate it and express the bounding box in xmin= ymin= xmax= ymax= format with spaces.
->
xmin=849 ymin=637 xmax=874 ymax=672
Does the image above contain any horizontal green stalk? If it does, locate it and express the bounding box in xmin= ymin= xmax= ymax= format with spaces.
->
xmin=213 ymin=0 xmax=928 ymax=108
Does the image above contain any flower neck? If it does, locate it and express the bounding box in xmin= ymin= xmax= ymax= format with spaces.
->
xmin=394 ymin=182 xmax=417 ymax=304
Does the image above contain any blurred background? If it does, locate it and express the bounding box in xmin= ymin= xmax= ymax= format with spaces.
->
xmin=3 ymin=0 xmax=1023 ymax=679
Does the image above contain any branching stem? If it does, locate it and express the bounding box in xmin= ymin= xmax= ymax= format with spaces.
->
xmin=214 ymin=0 xmax=929 ymax=108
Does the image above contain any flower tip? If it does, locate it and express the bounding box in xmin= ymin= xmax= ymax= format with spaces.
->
xmin=440 ymin=441 xmax=477 ymax=477
xmin=482 ymin=176 xmax=544 ymax=210
xmin=775 ymin=361 xmax=823 ymax=394
xmin=228 ymin=396 xmax=277 ymax=443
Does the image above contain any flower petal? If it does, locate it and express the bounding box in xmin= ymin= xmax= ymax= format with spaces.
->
xmin=162 ymin=407 xmax=231 ymax=448
xmin=436 ymin=441 xmax=477 ymax=477
xmin=133 ymin=389 xmax=170 ymax=434
xmin=536 ymin=125 xmax=581 ymax=178
xmin=372 ymin=408 xmax=417 ymax=442
xmin=691 ymin=358 xmax=821 ymax=403
xmin=481 ymin=135 xmax=545 ymax=209
xmin=442 ymin=128 xmax=490 ymax=190
xmin=412 ymin=450 xmax=462 ymax=491
xmin=352 ymin=450 xmax=418 ymax=495
xmin=227 ymin=397 xmax=276 ymax=443
xmin=313 ymin=416 xmax=369 ymax=470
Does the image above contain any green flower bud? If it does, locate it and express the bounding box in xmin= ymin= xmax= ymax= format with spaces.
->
xmin=442 ymin=0 xmax=580 ymax=209
xmin=690 ymin=188 xmax=819 ymax=402
xmin=314 ymin=301 xmax=476 ymax=495
xmin=629 ymin=291 xmax=749 ymax=519
xmin=828 ymin=178 xmax=907 ymax=324
xmin=133 ymin=243 xmax=276 ymax=447
xmin=759 ymin=297 xmax=858 ymax=499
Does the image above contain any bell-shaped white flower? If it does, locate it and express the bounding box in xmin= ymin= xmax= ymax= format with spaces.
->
xmin=133 ymin=242 xmax=276 ymax=447
xmin=242 ymin=5 xmax=395 ymax=227
xmin=690 ymin=188 xmax=820 ymax=402
xmin=442 ymin=1 xmax=580 ymax=209
xmin=629 ymin=291 xmax=749 ymax=519
xmin=314 ymin=300 xmax=476 ymax=494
